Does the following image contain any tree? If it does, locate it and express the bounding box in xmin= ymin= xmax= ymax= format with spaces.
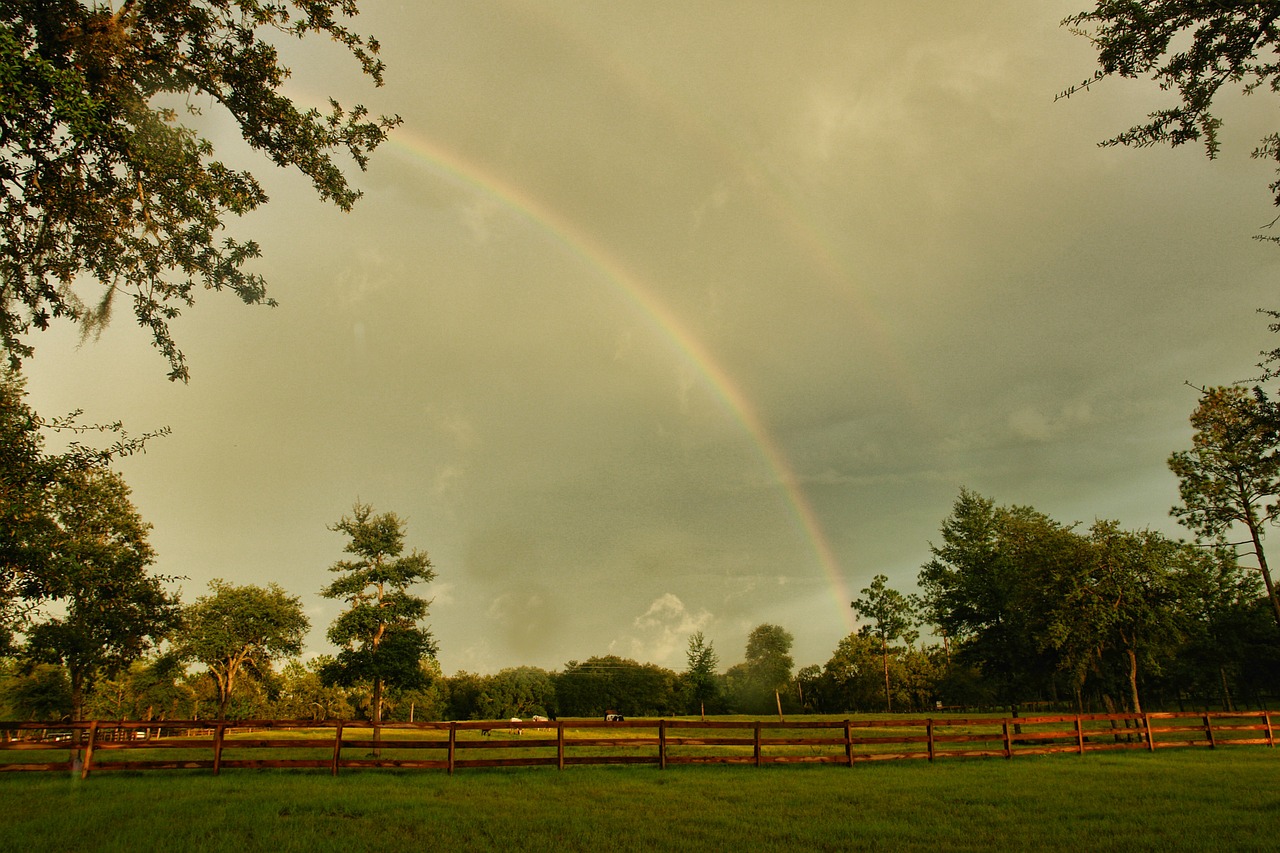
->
xmin=1048 ymin=523 xmax=1200 ymax=714
xmin=850 ymin=574 xmax=918 ymax=712
xmin=84 ymin=652 xmax=193 ymax=721
xmin=819 ymin=632 xmax=890 ymax=714
xmin=1 ymin=1 xmax=399 ymax=380
xmin=23 ymin=468 xmax=179 ymax=720
xmin=1060 ymin=3 xmax=1280 ymax=241
xmin=0 ymin=661 xmax=71 ymax=721
xmin=320 ymin=501 xmax=437 ymax=740
xmin=918 ymin=489 xmax=1087 ymax=712
xmin=683 ymin=631 xmax=720 ymax=717
xmin=1168 ymin=386 xmax=1280 ymax=631
xmin=554 ymin=656 xmax=681 ymax=717
xmin=736 ymin=624 xmax=794 ymax=716
xmin=174 ymin=579 xmax=308 ymax=720
xmin=1 ymin=370 xmax=162 ymax=653
xmin=275 ymin=657 xmax=355 ymax=721
xmin=473 ymin=667 xmax=556 ymax=720
xmin=383 ymin=658 xmax=448 ymax=722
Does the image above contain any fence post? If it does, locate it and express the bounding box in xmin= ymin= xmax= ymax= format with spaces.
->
xmin=844 ymin=720 xmax=853 ymax=768
xmin=557 ymin=721 xmax=565 ymax=771
xmin=1203 ymin=713 xmax=1216 ymax=749
xmin=659 ymin=720 xmax=667 ymax=770
xmin=1263 ymin=711 xmax=1274 ymax=748
xmin=213 ymin=722 xmax=225 ymax=776
xmin=448 ymin=723 xmax=456 ymax=775
xmin=753 ymin=721 xmax=762 ymax=768
xmin=926 ymin=719 xmax=935 ymax=762
xmin=331 ymin=722 xmax=343 ymax=776
xmin=1002 ymin=721 xmax=1012 ymax=759
xmin=81 ymin=721 xmax=98 ymax=780
xmin=1143 ymin=714 xmax=1154 ymax=751
xmin=1075 ymin=715 xmax=1085 ymax=756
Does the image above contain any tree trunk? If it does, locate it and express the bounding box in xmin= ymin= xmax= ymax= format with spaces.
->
xmin=880 ymin=637 xmax=892 ymax=713
xmin=1242 ymin=488 xmax=1280 ymax=632
xmin=1220 ymin=665 xmax=1235 ymax=712
xmin=372 ymin=678 xmax=384 ymax=757
xmin=70 ymin=672 xmax=85 ymax=723
xmin=1126 ymin=646 xmax=1142 ymax=715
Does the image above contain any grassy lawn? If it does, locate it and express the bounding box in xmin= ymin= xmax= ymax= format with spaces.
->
xmin=0 ymin=748 xmax=1277 ymax=852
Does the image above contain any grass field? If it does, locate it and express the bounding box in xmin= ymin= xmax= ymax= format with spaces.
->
xmin=1 ymin=748 xmax=1277 ymax=852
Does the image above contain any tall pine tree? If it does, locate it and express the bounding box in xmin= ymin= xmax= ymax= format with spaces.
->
xmin=320 ymin=502 xmax=436 ymax=742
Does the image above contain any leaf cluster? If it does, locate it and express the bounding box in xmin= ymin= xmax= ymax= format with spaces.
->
xmin=0 ymin=1 xmax=400 ymax=380
xmin=1 ymin=370 xmax=167 ymax=655
xmin=1063 ymin=2 xmax=1280 ymax=237
xmin=1168 ymin=385 xmax=1280 ymax=541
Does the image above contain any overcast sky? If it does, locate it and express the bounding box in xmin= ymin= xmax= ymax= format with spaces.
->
xmin=22 ymin=0 xmax=1280 ymax=675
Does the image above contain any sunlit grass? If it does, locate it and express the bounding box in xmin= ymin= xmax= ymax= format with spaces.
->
xmin=0 ymin=748 xmax=1276 ymax=851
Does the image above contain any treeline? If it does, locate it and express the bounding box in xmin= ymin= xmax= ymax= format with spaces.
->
xmin=799 ymin=493 xmax=1279 ymax=717
xmin=803 ymin=384 xmax=1280 ymax=716
xmin=0 ymin=627 xmax=796 ymax=723
xmin=5 ymin=367 xmax=1280 ymax=723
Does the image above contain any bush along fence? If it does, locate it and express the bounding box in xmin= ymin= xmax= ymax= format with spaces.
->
xmin=0 ymin=711 xmax=1275 ymax=778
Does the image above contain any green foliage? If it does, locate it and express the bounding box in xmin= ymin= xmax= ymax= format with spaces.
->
xmin=442 ymin=670 xmax=486 ymax=722
xmin=22 ymin=468 xmax=179 ymax=719
xmin=743 ymin=623 xmax=793 ymax=690
xmin=83 ymin=653 xmax=193 ymax=721
xmin=1062 ymin=2 xmax=1280 ymax=236
xmin=918 ymin=489 xmax=1072 ymax=707
xmin=722 ymin=624 xmax=796 ymax=714
xmin=472 ymin=666 xmax=556 ymax=720
xmin=0 ymin=0 xmax=399 ymax=380
xmin=682 ymin=631 xmax=721 ymax=714
xmin=275 ymin=657 xmax=355 ymax=721
xmin=554 ymin=656 xmax=681 ymax=717
xmin=0 ymin=660 xmax=71 ymax=720
xmin=0 ymin=371 xmax=164 ymax=654
xmin=1168 ymin=385 xmax=1280 ymax=630
xmin=319 ymin=502 xmax=437 ymax=726
xmin=383 ymin=659 xmax=448 ymax=722
xmin=174 ymin=579 xmax=308 ymax=720
xmin=851 ymin=574 xmax=919 ymax=711
xmin=815 ymin=632 xmax=889 ymax=713
xmin=918 ymin=487 xmax=1280 ymax=712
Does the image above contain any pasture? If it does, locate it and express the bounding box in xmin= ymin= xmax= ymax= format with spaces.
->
xmin=1 ymin=748 xmax=1277 ymax=852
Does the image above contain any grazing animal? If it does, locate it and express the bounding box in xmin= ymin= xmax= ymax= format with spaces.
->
xmin=531 ymin=715 xmax=548 ymax=722
xmin=510 ymin=717 xmax=523 ymax=735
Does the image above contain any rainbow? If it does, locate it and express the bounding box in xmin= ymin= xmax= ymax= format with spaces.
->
xmin=384 ymin=128 xmax=856 ymax=632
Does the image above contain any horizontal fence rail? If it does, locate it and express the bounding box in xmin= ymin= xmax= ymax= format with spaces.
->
xmin=0 ymin=711 xmax=1274 ymax=778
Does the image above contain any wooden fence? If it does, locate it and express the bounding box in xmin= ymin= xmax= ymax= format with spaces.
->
xmin=0 ymin=711 xmax=1274 ymax=778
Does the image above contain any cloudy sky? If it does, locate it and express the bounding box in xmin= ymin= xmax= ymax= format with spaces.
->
xmin=22 ymin=1 xmax=1280 ymax=675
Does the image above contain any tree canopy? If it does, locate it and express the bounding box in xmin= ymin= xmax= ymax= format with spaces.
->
xmin=174 ymin=579 xmax=308 ymax=720
xmin=851 ymin=574 xmax=918 ymax=711
xmin=0 ymin=1 xmax=399 ymax=380
xmin=320 ymin=502 xmax=437 ymax=730
xmin=1168 ymin=386 xmax=1280 ymax=630
xmin=22 ymin=467 xmax=179 ymax=719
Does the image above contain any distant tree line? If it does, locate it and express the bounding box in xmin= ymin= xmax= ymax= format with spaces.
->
xmin=5 ymin=367 xmax=1280 ymax=722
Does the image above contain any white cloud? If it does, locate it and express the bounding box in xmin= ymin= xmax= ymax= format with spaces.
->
xmin=613 ymin=593 xmax=713 ymax=668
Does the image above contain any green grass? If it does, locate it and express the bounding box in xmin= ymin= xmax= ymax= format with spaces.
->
xmin=0 ymin=748 xmax=1277 ymax=851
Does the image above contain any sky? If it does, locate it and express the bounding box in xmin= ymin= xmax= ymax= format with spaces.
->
xmin=20 ymin=0 xmax=1280 ymax=675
